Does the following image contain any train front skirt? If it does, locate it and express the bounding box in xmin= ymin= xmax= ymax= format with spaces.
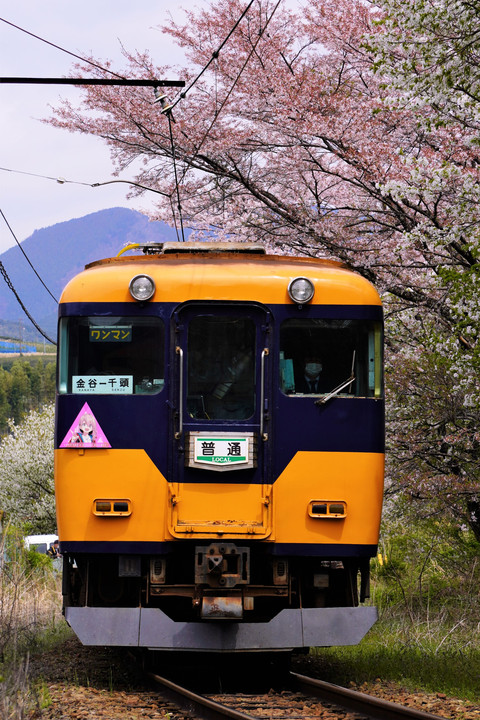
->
xmin=65 ymin=605 xmax=378 ymax=650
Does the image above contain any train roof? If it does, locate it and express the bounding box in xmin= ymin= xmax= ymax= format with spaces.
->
xmin=60 ymin=243 xmax=381 ymax=306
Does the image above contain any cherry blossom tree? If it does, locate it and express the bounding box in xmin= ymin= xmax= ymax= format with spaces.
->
xmin=48 ymin=0 xmax=430 ymax=292
xmin=47 ymin=0 xmax=480 ymax=534
xmin=47 ymin=1 xmax=474 ymax=307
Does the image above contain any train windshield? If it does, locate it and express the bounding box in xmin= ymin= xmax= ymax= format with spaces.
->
xmin=279 ymin=318 xmax=382 ymax=398
xmin=58 ymin=316 xmax=164 ymax=394
xmin=186 ymin=316 xmax=256 ymax=420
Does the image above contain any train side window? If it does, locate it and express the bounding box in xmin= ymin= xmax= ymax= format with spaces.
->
xmin=279 ymin=319 xmax=383 ymax=398
xmin=186 ymin=316 xmax=256 ymax=420
xmin=58 ymin=316 xmax=164 ymax=394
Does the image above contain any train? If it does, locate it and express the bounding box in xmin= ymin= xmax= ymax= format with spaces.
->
xmin=55 ymin=241 xmax=384 ymax=653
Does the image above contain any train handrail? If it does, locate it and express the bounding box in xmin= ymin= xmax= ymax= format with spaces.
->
xmin=175 ymin=346 xmax=183 ymax=439
xmin=260 ymin=348 xmax=269 ymax=441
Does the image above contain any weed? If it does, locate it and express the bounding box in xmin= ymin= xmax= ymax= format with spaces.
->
xmin=0 ymin=524 xmax=64 ymax=718
xmin=310 ymin=610 xmax=480 ymax=702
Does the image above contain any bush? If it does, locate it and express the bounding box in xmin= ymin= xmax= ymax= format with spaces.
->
xmin=0 ymin=525 xmax=65 ymax=718
xmin=372 ymin=513 xmax=480 ymax=620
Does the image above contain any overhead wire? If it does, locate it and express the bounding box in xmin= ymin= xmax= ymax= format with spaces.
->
xmin=181 ymin=0 xmax=282 ymax=179
xmin=0 ymin=208 xmax=57 ymax=343
xmin=149 ymin=0 xmax=259 ymax=241
xmin=167 ymin=0 xmax=255 ymax=112
xmin=0 ymin=166 xmax=171 ymax=196
xmin=0 ymin=260 xmax=56 ymax=345
xmin=0 ymin=16 xmax=126 ymax=79
xmin=0 ymin=17 xmax=177 ymax=338
xmin=0 ymin=17 xmax=101 ymax=344
xmin=1 ymin=4 xmax=262 ymax=241
xmin=0 ymin=209 xmax=57 ymax=302
xmin=156 ymin=0 xmax=279 ymax=239
xmin=0 ymin=166 xmax=73 ymax=184
xmin=1 ymin=17 xmax=183 ymax=244
xmin=167 ymin=114 xmax=185 ymax=242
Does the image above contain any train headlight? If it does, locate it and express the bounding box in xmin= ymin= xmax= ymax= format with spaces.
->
xmin=129 ymin=274 xmax=155 ymax=301
xmin=288 ymin=277 xmax=315 ymax=304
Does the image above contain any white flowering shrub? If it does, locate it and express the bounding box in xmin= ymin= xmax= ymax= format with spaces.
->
xmin=0 ymin=404 xmax=55 ymax=533
xmin=362 ymin=0 xmax=480 ymax=539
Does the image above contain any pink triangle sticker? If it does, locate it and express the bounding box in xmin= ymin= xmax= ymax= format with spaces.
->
xmin=60 ymin=402 xmax=111 ymax=448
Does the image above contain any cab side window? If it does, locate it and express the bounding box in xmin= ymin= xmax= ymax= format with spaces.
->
xmin=58 ymin=316 xmax=164 ymax=394
xmin=279 ymin=319 xmax=382 ymax=398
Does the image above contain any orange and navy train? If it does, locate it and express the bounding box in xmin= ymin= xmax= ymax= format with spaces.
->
xmin=55 ymin=242 xmax=384 ymax=652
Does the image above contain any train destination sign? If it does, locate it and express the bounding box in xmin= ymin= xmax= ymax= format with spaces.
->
xmin=72 ymin=375 xmax=133 ymax=394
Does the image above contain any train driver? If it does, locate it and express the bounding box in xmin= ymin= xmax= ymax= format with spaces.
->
xmin=296 ymin=356 xmax=323 ymax=394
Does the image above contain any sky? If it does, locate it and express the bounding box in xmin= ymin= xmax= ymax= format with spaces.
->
xmin=0 ymin=1 xmax=206 ymax=253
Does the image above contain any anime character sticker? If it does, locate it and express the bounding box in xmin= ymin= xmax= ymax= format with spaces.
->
xmin=60 ymin=402 xmax=111 ymax=448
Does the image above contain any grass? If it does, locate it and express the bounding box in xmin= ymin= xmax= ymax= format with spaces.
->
xmin=308 ymin=610 xmax=480 ymax=702
xmin=2 ymin=521 xmax=480 ymax=714
xmin=0 ymin=535 xmax=66 ymax=719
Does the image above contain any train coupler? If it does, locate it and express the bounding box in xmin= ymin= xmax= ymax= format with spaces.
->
xmin=195 ymin=543 xmax=250 ymax=588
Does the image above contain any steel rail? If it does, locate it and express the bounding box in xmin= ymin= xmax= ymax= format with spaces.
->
xmin=147 ymin=672 xmax=255 ymax=720
xmin=148 ymin=667 xmax=447 ymax=720
xmin=290 ymin=671 xmax=445 ymax=720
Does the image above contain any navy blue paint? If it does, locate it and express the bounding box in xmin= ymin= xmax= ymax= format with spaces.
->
xmin=271 ymin=543 xmax=378 ymax=558
xmin=269 ymin=301 xmax=384 ymax=478
xmin=272 ymin=396 xmax=384 ymax=479
xmin=59 ymin=301 xmax=382 ymax=321
xmin=60 ymin=540 xmax=174 ymax=554
xmin=56 ymin=393 xmax=171 ymax=478
xmin=59 ymin=301 xmax=174 ymax=319
xmin=272 ymin=304 xmax=383 ymax=322
xmin=56 ymin=301 xmax=384 ymax=485
xmin=59 ymin=540 xmax=377 ymax=558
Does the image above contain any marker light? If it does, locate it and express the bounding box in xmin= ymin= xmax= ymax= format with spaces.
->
xmin=129 ymin=274 xmax=155 ymax=301
xmin=309 ymin=500 xmax=347 ymax=519
xmin=288 ymin=277 xmax=315 ymax=304
xmin=94 ymin=499 xmax=131 ymax=517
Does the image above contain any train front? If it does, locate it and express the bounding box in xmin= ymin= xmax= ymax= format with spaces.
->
xmin=55 ymin=243 xmax=384 ymax=652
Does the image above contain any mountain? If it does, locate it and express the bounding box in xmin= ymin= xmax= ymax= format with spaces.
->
xmin=0 ymin=208 xmax=187 ymax=343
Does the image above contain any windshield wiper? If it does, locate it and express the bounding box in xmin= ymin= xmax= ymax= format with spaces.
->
xmin=315 ymin=374 xmax=355 ymax=406
xmin=315 ymin=350 xmax=356 ymax=406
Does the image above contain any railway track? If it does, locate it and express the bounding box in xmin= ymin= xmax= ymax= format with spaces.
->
xmin=147 ymin=668 xmax=447 ymax=720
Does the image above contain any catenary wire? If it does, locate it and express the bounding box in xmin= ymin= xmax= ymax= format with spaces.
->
xmin=1 ymin=6 xmax=255 ymax=243
xmin=0 ymin=166 xmax=171 ymax=196
xmin=0 ymin=166 xmax=75 ymax=184
xmin=0 ymin=208 xmax=58 ymax=303
xmin=150 ymin=1 xmax=261 ymax=241
xmin=167 ymin=0 xmax=255 ymax=112
xmin=0 ymin=260 xmax=56 ymax=345
xmin=179 ymin=0 xmax=282 ymax=183
xmin=0 ymin=16 xmax=126 ymax=79
xmin=167 ymin=115 xmax=185 ymax=242
xmin=0 ymin=78 xmax=183 ymax=87
xmin=156 ymin=1 xmax=279 ymax=237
